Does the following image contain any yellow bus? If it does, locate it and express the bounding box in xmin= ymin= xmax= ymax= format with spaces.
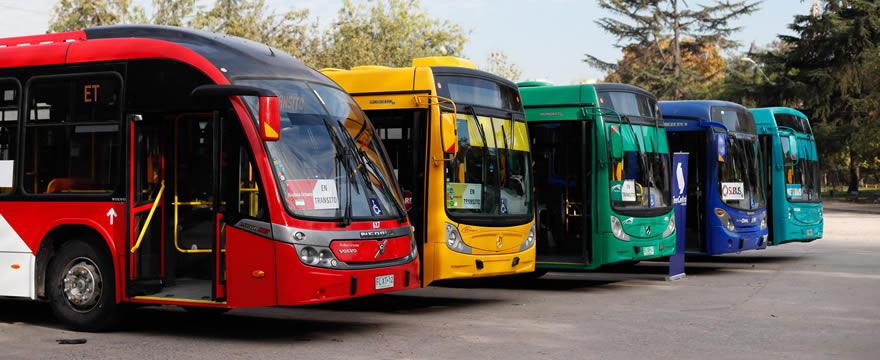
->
xmin=322 ymin=57 xmax=536 ymax=285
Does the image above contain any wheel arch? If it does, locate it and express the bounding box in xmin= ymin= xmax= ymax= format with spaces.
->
xmin=35 ymin=223 xmax=118 ymax=300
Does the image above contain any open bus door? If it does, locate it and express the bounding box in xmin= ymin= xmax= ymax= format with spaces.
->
xmin=127 ymin=112 xmax=225 ymax=303
xmin=530 ymin=120 xmax=592 ymax=264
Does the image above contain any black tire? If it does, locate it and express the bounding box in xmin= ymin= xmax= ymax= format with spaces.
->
xmin=182 ymin=306 xmax=230 ymax=316
xmin=47 ymin=239 xmax=125 ymax=332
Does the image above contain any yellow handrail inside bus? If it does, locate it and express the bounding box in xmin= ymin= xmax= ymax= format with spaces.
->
xmin=131 ymin=181 xmax=165 ymax=254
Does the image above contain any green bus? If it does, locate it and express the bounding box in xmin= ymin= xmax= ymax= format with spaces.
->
xmin=519 ymin=82 xmax=676 ymax=273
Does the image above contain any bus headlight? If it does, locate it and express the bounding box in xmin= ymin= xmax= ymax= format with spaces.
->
xmin=445 ymin=223 xmax=472 ymax=254
xmin=715 ymin=208 xmax=736 ymax=232
xmin=760 ymin=213 xmax=767 ymax=230
xmin=520 ymin=224 xmax=536 ymax=251
xmin=661 ymin=214 xmax=676 ymax=237
xmin=610 ymin=216 xmax=630 ymax=241
xmin=300 ymin=247 xmax=319 ymax=266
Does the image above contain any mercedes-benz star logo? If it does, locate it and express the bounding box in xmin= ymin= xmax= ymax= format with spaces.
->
xmin=374 ymin=239 xmax=388 ymax=258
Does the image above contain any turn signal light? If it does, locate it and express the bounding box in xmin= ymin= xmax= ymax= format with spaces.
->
xmin=10 ymin=263 xmax=20 ymax=270
xmin=251 ymin=270 xmax=266 ymax=279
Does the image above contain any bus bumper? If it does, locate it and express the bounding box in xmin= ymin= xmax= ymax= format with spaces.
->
xmin=701 ymin=226 xmax=769 ymax=255
xmin=274 ymin=242 xmax=420 ymax=306
xmin=606 ymin=232 xmax=677 ymax=264
xmin=429 ymin=243 xmax=536 ymax=283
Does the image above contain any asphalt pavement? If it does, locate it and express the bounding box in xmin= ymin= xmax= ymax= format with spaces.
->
xmin=1 ymin=208 xmax=878 ymax=360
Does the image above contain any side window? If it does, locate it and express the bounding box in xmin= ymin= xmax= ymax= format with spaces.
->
xmin=24 ymin=74 xmax=122 ymax=195
xmin=0 ymin=80 xmax=20 ymax=194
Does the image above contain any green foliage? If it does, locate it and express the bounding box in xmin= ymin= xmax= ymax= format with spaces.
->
xmin=49 ymin=0 xmax=146 ymax=32
xmin=781 ymin=0 xmax=880 ymax=190
xmin=316 ymin=0 xmax=468 ymax=69
xmin=47 ymin=0 xmax=468 ymax=71
xmin=585 ymin=0 xmax=760 ymax=99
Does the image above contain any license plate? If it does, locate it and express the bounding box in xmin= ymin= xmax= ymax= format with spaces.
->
xmin=807 ymin=229 xmax=813 ymax=236
xmin=643 ymin=246 xmax=655 ymax=256
xmin=375 ymin=274 xmax=394 ymax=290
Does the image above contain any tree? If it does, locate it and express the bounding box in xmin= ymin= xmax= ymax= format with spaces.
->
xmin=780 ymin=0 xmax=880 ymax=192
xmin=483 ymin=51 xmax=522 ymax=82
xmin=603 ymin=37 xmax=727 ymax=99
xmin=49 ymin=0 xmax=146 ymax=32
xmin=152 ymin=0 xmax=197 ymax=27
xmin=316 ymin=0 xmax=468 ymax=69
xmin=192 ymin=0 xmax=321 ymax=64
xmin=585 ymin=0 xmax=760 ymax=100
xmin=721 ymin=41 xmax=800 ymax=108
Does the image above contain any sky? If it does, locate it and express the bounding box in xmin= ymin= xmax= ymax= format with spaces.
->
xmin=0 ymin=0 xmax=814 ymax=84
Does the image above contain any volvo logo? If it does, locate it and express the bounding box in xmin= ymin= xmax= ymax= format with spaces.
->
xmin=374 ymin=239 xmax=388 ymax=258
xmin=496 ymin=236 xmax=504 ymax=249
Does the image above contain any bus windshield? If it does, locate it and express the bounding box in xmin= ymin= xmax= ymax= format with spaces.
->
xmin=718 ymin=134 xmax=766 ymax=210
xmin=782 ymin=136 xmax=821 ymax=203
xmin=600 ymin=91 xmax=671 ymax=213
xmin=238 ymin=79 xmax=402 ymax=222
xmin=712 ymin=107 xmax=765 ymax=210
xmin=435 ymin=75 xmax=532 ymax=220
xmin=609 ymin=140 xmax=672 ymax=212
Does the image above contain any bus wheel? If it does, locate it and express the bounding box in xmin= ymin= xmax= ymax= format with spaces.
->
xmin=47 ymin=239 xmax=124 ymax=332
xmin=182 ymin=306 xmax=230 ymax=316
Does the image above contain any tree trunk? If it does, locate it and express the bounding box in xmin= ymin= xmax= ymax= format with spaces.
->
xmin=848 ymin=150 xmax=860 ymax=193
xmin=671 ymin=0 xmax=682 ymax=99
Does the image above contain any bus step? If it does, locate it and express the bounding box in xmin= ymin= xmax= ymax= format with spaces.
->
xmin=350 ymin=276 xmax=357 ymax=295
xmin=126 ymin=279 xmax=164 ymax=296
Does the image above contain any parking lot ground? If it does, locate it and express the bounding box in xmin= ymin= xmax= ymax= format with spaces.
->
xmin=1 ymin=208 xmax=879 ymax=360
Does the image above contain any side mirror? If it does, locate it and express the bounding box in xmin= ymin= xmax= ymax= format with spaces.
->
xmin=258 ymin=96 xmax=280 ymax=141
xmin=609 ymin=125 xmax=623 ymax=160
xmin=191 ymin=84 xmax=281 ymax=141
xmin=441 ymin=113 xmax=459 ymax=156
xmin=715 ymin=133 xmax=728 ymax=162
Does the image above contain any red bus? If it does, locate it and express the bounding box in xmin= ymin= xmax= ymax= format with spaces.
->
xmin=0 ymin=25 xmax=419 ymax=331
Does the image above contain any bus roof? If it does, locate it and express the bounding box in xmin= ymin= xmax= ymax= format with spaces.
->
xmin=518 ymin=82 xmax=656 ymax=110
xmin=1 ymin=25 xmax=335 ymax=88
xmin=659 ymin=100 xmax=749 ymax=121
xmin=751 ymin=107 xmax=810 ymax=125
xmin=321 ymin=57 xmax=517 ymax=95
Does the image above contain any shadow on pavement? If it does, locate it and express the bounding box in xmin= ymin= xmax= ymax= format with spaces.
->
xmin=307 ymin=293 xmax=500 ymax=314
xmin=0 ymin=299 xmax=377 ymax=341
xmin=433 ymin=274 xmax=621 ymax=292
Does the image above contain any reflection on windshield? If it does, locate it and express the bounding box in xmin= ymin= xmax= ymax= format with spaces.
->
xmin=783 ymin=138 xmax=821 ymax=203
xmin=718 ymin=134 xmax=765 ymax=210
xmin=237 ymin=79 xmax=402 ymax=221
xmin=608 ymin=124 xmax=671 ymax=211
xmin=446 ymin=114 xmax=532 ymax=218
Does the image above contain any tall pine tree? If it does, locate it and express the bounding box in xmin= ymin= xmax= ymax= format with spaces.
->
xmin=781 ymin=0 xmax=880 ymax=193
xmin=585 ymin=0 xmax=760 ymax=100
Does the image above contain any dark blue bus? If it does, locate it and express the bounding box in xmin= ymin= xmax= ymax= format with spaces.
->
xmin=661 ymin=101 xmax=768 ymax=255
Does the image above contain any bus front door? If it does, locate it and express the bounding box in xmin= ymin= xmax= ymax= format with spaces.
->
xmin=531 ymin=121 xmax=591 ymax=264
xmin=128 ymin=112 xmax=224 ymax=303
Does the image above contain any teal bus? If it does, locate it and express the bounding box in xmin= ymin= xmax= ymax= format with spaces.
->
xmin=519 ymin=82 xmax=676 ymax=273
xmin=751 ymin=107 xmax=823 ymax=244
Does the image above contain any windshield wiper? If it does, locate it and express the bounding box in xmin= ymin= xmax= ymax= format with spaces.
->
xmin=620 ymin=114 xmax=651 ymax=200
xmin=338 ymin=120 xmax=408 ymax=224
xmin=468 ymin=106 xmax=496 ymax=210
xmin=321 ymin=117 xmax=357 ymax=227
